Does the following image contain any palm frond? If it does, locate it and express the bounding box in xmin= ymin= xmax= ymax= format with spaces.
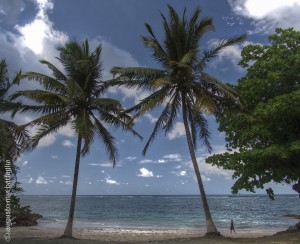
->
xmin=200 ymin=72 xmax=243 ymax=107
xmin=73 ymin=109 xmax=94 ymax=155
xmin=91 ymin=114 xmax=118 ymax=167
xmin=198 ymin=34 xmax=246 ymax=71
xmin=142 ymin=101 xmax=173 ymax=155
xmin=163 ymin=90 xmax=181 ymax=134
xmin=20 ymin=72 xmax=66 ymax=94
xmin=111 ymin=67 xmax=165 ymax=89
xmin=31 ymin=119 xmax=69 ymax=148
xmin=126 ymin=86 xmax=172 ymax=119
xmin=191 ymin=109 xmax=212 ymax=153
xmin=95 ymin=108 xmax=142 ymax=140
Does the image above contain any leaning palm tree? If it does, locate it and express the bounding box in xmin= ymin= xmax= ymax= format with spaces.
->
xmin=111 ymin=6 xmax=245 ymax=235
xmin=10 ymin=40 xmax=141 ymax=238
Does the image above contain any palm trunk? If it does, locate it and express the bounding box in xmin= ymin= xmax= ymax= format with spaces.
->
xmin=182 ymin=96 xmax=220 ymax=235
xmin=62 ymin=134 xmax=82 ymax=238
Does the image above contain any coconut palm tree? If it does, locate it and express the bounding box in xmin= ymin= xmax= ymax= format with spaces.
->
xmin=111 ymin=6 xmax=245 ymax=235
xmin=0 ymin=59 xmax=29 ymax=160
xmin=10 ymin=40 xmax=141 ymax=238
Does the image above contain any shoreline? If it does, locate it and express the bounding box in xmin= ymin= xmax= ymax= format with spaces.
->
xmin=1 ymin=225 xmax=299 ymax=243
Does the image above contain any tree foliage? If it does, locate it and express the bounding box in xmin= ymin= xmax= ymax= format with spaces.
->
xmin=206 ymin=28 xmax=300 ymax=196
xmin=0 ymin=59 xmax=31 ymax=224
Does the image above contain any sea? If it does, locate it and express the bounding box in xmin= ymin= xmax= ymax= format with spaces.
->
xmin=19 ymin=195 xmax=299 ymax=232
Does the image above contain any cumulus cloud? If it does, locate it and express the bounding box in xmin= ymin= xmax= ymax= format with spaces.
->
xmin=144 ymin=113 xmax=158 ymax=124
xmin=36 ymin=176 xmax=48 ymax=184
xmin=0 ymin=0 xmax=144 ymax=150
xmin=172 ymin=170 xmax=187 ymax=177
xmin=59 ymin=180 xmax=72 ymax=185
xmin=198 ymin=156 xmax=233 ymax=180
xmin=57 ymin=125 xmax=75 ymax=138
xmin=105 ymin=177 xmax=120 ymax=185
xmin=167 ymin=122 xmax=185 ymax=140
xmin=15 ymin=0 xmax=68 ymax=56
xmin=38 ymin=134 xmax=56 ymax=147
xmin=137 ymin=168 xmax=154 ymax=177
xmin=228 ymin=0 xmax=300 ymax=33
xmin=163 ymin=154 xmax=182 ymax=162
xmin=139 ymin=159 xmax=167 ymax=164
xmin=201 ymin=175 xmax=211 ymax=182
xmin=62 ymin=140 xmax=75 ymax=148
xmin=207 ymin=39 xmax=259 ymax=71
xmin=22 ymin=177 xmax=34 ymax=184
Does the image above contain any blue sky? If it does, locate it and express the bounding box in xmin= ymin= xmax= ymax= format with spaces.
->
xmin=1 ymin=0 xmax=299 ymax=195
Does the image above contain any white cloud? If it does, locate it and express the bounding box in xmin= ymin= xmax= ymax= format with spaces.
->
xmin=51 ymin=155 xmax=58 ymax=159
xmin=163 ymin=154 xmax=182 ymax=161
xmin=172 ymin=170 xmax=187 ymax=177
xmin=62 ymin=139 xmax=75 ymax=148
xmin=228 ymin=0 xmax=300 ymax=33
xmin=22 ymin=177 xmax=34 ymax=184
xmin=137 ymin=168 xmax=154 ymax=177
xmin=15 ymin=0 xmax=68 ymax=55
xmin=36 ymin=176 xmax=48 ymax=184
xmin=105 ymin=177 xmax=120 ymax=185
xmin=57 ymin=124 xmax=75 ymax=137
xmin=201 ymin=175 xmax=211 ymax=182
xmin=157 ymin=159 xmax=166 ymax=163
xmin=22 ymin=160 xmax=28 ymax=166
xmin=61 ymin=175 xmax=71 ymax=178
xmin=38 ymin=134 xmax=56 ymax=147
xmin=125 ymin=156 xmax=137 ymax=161
xmin=139 ymin=159 xmax=155 ymax=164
xmin=198 ymin=156 xmax=233 ymax=180
xmin=59 ymin=180 xmax=72 ymax=185
xmin=144 ymin=113 xmax=158 ymax=124
xmin=156 ymin=175 xmax=163 ymax=178
xmin=89 ymin=162 xmax=116 ymax=167
xmin=167 ymin=122 xmax=185 ymax=140
xmin=207 ymin=39 xmax=258 ymax=71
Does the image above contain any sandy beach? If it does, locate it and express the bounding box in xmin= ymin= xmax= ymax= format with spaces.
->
xmin=0 ymin=226 xmax=299 ymax=243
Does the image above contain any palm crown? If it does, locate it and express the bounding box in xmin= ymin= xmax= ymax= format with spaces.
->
xmin=11 ymin=40 xmax=140 ymax=165
xmin=112 ymin=6 xmax=245 ymax=155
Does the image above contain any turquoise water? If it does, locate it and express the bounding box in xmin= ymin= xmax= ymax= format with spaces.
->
xmin=19 ymin=195 xmax=299 ymax=231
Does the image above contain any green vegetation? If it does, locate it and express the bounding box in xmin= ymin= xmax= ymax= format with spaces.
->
xmin=10 ymin=40 xmax=141 ymax=237
xmin=1 ymin=3 xmax=299 ymax=236
xmin=111 ymin=5 xmax=245 ymax=234
xmin=0 ymin=59 xmax=31 ymax=225
xmin=206 ymin=28 xmax=300 ymax=197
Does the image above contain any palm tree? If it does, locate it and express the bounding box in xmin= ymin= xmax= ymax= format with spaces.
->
xmin=111 ymin=6 xmax=245 ymax=235
xmin=0 ymin=59 xmax=29 ymax=161
xmin=10 ymin=40 xmax=141 ymax=238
